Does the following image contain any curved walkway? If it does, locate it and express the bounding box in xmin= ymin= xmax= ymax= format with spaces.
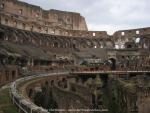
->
xmin=10 ymin=71 xmax=69 ymax=113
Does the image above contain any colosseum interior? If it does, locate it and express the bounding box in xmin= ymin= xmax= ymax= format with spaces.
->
xmin=0 ymin=0 xmax=150 ymax=113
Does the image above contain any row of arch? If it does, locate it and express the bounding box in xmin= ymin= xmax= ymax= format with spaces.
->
xmin=114 ymin=36 xmax=150 ymax=49
xmin=0 ymin=26 xmax=114 ymax=49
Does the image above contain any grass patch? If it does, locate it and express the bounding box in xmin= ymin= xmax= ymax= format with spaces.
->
xmin=0 ymin=88 xmax=18 ymax=113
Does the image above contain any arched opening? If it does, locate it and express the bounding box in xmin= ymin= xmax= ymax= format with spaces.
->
xmin=0 ymin=3 xmax=4 ymax=9
xmin=106 ymin=41 xmax=113 ymax=48
xmin=12 ymin=70 xmax=16 ymax=80
xmin=28 ymin=89 xmax=33 ymax=97
xmin=30 ymin=26 xmax=34 ymax=31
xmin=100 ymin=74 xmax=108 ymax=87
xmin=5 ymin=71 xmax=9 ymax=81
xmin=92 ymin=94 xmax=96 ymax=107
xmin=109 ymin=58 xmax=116 ymax=70
xmin=73 ymin=44 xmax=76 ymax=48
xmin=22 ymin=23 xmax=26 ymax=30
xmin=71 ymin=86 xmax=76 ymax=92
xmin=5 ymin=19 xmax=8 ymax=25
xmin=54 ymin=42 xmax=59 ymax=48
xmin=93 ymin=32 xmax=96 ymax=36
xmin=62 ymin=78 xmax=67 ymax=88
xmin=135 ymin=37 xmax=140 ymax=43
xmin=127 ymin=44 xmax=132 ymax=48
xmin=121 ymin=32 xmax=125 ymax=36
xmin=51 ymin=80 xmax=54 ymax=86
xmin=121 ymin=44 xmax=125 ymax=49
xmin=115 ymin=44 xmax=119 ymax=49
xmin=94 ymin=45 xmax=97 ymax=48
xmin=0 ymin=32 xmax=5 ymax=41
xmin=129 ymin=74 xmax=137 ymax=78
xmin=136 ymin=30 xmax=139 ymax=34
xmin=63 ymin=43 xmax=67 ymax=48
xmin=45 ymin=81 xmax=49 ymax=86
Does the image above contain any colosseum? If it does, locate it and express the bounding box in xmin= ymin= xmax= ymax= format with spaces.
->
xmin=0 ymin=0 xmax=150 ymax=113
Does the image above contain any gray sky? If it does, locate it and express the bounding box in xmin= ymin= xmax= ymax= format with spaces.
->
xmin=20 ymin=0 xmax=150 ymax=34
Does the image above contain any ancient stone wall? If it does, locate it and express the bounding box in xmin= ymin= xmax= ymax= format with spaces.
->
xmin=107 ymin=49 xmax=150 ymax=71
xmin=0 ymin=0 xmax=110 ymax=38
xmin=69 ymin=82 xmax=93 ymax=103
xmin=0 ymin=0 xmax=87 ymax=30
xmin=107 ymin=76 xmax=150 ymax=113
xmin=113 ymin=28 xmax=150 ymax=49
xmin=1 ymin=0 xmax=150 ymax=43
xmin=0 ymin=65 xmax=18 ymax=86
xmin=52 ymin=86 xmax=91 ymax=113
xmin=137 ymin=88 xmax=150 ymax=113
xmin=0 ymin=25 xmax=112 ymax=50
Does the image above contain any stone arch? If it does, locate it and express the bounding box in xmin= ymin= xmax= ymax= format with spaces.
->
xmin=108 ymin=58 xmax=116 ymax=70
xmin=25 ymin=31 xmax=33 ymax=43
xmin=11 ymin=70 xmax=16 ymax=80
xmin=85 ymin=39 xmax=93 ymax=48
xmin=39 ymin=34 xmax=47 ymax=46
xmin=53 ymin=41 xmax=59 ymax=48
xmin=71 ymin=39 xmax=80 ymax=49
xmin=18 ymin=30 xmax=31 ymax=44
xmin=69 ymin=38 xmax=77 ymax=48
xmin=46 ymin=36 xmax=53 ymax=48
xmin=51 ymin=37 xmax=64 ymax=48
xmin=127 ymin=44 xmax=132 ymax=48
xmin=135 ymin=37 xmax=141 ymax=43
xmin=99 ymin=40 xmax=105 ymax=48
xmin=41 ymin=36 xmax=49 ymax=46
xmin=106 ymin=40 xmax=114 ymax=48
xmin=7 ymin=28 xmax=13 ymax=40
xmin=12 ymin=30 xmax=20 ymax=42
xmin=26 ymin=31 xmax=33 ymax=43
xmin=45 ymin=81 xmax=49 ymax=86
xmin=96 ymin=39 xmax=102 ymax=48
xmin=28 ymin=88 xmax=33 ymax=98
xmin=30 ymin=32 xmax=41 ymax=46
xmin=51 ymin=80 xmax=54 ymax=86
xmin=125 ymin=42 xmax=136 ymax=49
xmin=63 ymin=38 xmax=72 ymax=48
xmin=0 ymin=31 xmax=5 ymax=41
xmin=103 ymin=40 xmax=108 ymax=48
xmin=92 ymin=40 xmax=100 ymax=48
xmin=34 ymin=33 xmax=43 ymax=46
xmin=62 ymin=78 xmax=68 ymax=88
xmin=56 ymin=38 xmax=66 ymax=48
xmin=50 ymin=37 xmax=63 ymax=48
xmin=142 ymin=38 xmax=150 ymax=49
xmin=79 ymin=39 xmax=89 ymax=48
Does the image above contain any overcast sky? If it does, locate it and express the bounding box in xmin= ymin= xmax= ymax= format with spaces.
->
xmin=20 ymin=0 xmax=150 ymax=34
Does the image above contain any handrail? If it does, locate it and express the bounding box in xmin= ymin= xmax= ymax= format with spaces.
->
xmin=71 ymin=70 xmax=150 ymax=74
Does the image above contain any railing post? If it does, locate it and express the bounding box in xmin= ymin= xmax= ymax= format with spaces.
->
xmin=12 ymin=95 xmax=15 ymax=104
xmin=31 ymin=108 xmax=33 ymax=113
xmin=18 ymin=107 xmax=21 ymax=113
